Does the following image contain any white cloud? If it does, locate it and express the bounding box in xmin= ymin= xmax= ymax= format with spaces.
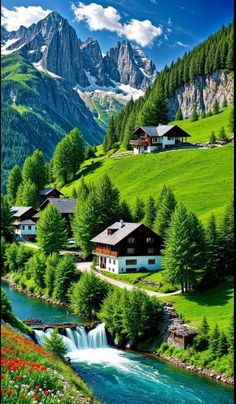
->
xmin=71 ymin=2 xmax=162 ymax=47
xmin=123 ymin=19 xmax=162 ymax=47
xmin=1 ymin=6 xmax=51 ymax=31
xmin=176 ymin=41 xmax=188 ymax=47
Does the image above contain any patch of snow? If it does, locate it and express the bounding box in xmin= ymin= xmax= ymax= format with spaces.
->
xmin=40 ymin=45 xmax=47 ymax=52
xmin=74 ymin=71 xmax=144 ymax=101
xmin=33 ymin=61 xmax=62 ymax=79
xmin=1 ymin=38 xmax=25 ymax=55
xmin=28 ymin=49 xmax=37 ymax=54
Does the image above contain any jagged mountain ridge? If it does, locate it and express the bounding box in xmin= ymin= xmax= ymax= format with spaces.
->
xmin=2 ymin=11 xmax=156 ymax=92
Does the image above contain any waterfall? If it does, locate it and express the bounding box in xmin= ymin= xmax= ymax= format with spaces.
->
xmin=34 ymin=323 xmax=108 ymax=353
xmin=88 ymin=323 xmax=108 ymax=348
xmin=34 ymin=330 xmax=46 ymax=345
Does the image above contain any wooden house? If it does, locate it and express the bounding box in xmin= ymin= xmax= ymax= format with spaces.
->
xmin=33 ymin=198 xmax=76 ymax=236
xmin=39 ymin=188 xmax=64 ymax=203
xmin=130 ymin=125 xmax=191 ymax=154
xmin=91 ymin=220 xmax=163 ymax=274
xmin=11 ymin=206 xmax=38 ymax=240
xmin=167 ymin=324 xmax=197 ymax=349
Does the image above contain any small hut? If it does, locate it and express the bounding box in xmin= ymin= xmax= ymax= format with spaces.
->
xmin=167 ymin=324 xmax=197 ymax=349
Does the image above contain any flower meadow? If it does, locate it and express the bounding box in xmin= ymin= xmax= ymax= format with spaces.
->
xmin=1 ymin=325 xmax=94 ymax=403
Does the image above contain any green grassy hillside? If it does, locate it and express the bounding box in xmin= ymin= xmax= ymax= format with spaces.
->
xmin=170 ymin=105 xmax=233 ymax=143
xmin=62 ymin=144 xmax=233 ymax=223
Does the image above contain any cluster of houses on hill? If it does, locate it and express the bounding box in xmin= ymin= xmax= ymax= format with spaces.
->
xmin=11 ymin=187 xmax=76 ymax=240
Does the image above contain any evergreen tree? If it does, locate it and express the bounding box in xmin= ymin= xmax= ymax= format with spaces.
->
xmin=200 ymin=214 xmax=220 ymax=288
xmin=143 ymin=196 xmax=157 ymax=229
xmin=133 ymin=197 xmax=145 ymax=222
xmin=175 ymin=108 xmax=183 ymax=121
xmin=85 ymin=146 xmax=96 ymax=160
xmin=53 ymin=128 xmax=84 ymax=184
xmin=16 ymin=179 xmax=39 ymax=208
xmin=226 ymin=29 xmax=234 ymax=70
xmin=70 ymin=271 xmax=109 ymax=317
xmin=119 ymin=200 xmax=133 ymax=222
xmin=68 ymin=128 xmax=84 ymax=177
xmin=44 ymin=253 xmax=60 ymax=296
xmin=7 ymin=165 xmax=22 ymax=206
xmin=199 ymin=316 xmax=210 ymax=335
xmin=154 ymin=186 xmax=177 ymax=238
xmin=73 ymin=190 xmax=101 ymax=258
xmin=206 ymin=109 xmax=212 ymax=117
xmin=209 ymin=131 xmax=217 ymax=144
xmin=222 ymin=96 xmax=228 ymax=108
xmin=22 ymin=149 xmax=47 ymax=191
xmin=209 ymin=323 xmax=220 ymax=354
xmin=163 ymin=204 xmax=206 ymax=292
xmin=219 ymin=199 xmax=234 ymax=274
xmin=190 ymin=104 xmax=198 ymax=122
xmin=213 ymin=99 xmax=220 ymax=115
xmin=123 ymin=112 xmax=136 ymax=149
xmin=96 ymin=175 xmax=120 ymax=229
xmin=103 ymin=116 xmax=117 ymax=152
xmin=201 ymin=110 xmax=206 ymax=119
xmin=25 ymin=252 xmax=46 ymax=288
xmin=217 ymin=331 xmax=229 ymax=357
xmin=227 ymin=316 xmax=234 ymax=354
xmin=37 ymin=205 xmax=67 ymax=255
xmin=218 ymin=126 xmax=228 ymax=141
xmin=53 ymin=255 xmax=77 ymax=302
xmin=43 ymin=328 xmax=67 ymax=359
xmin=138 ymin=86 xmax=168 ymax=126
xmin=1 ymin=195 xmax=13 ymax=240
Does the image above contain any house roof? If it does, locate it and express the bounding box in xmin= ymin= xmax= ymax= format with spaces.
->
xmin=39 ymin=188 xmax=63 ymax=196
xmin=13 ymin=220 xmax=35 ymax=226
xmin=133 ymin=125 xmax=191 ymax=138
xmin=11 ymin=207 xmax=34 ymax=217
xmin=91 ymin=221 xmax=142 ymax=246
xmin=39 ymin=198 xmax=76 ymax=214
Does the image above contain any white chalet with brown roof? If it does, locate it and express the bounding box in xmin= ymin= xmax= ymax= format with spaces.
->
xmin=11 ymin=207 xmax=38 ymax=240
xmin=130 ymin=125 xmax=191 ymax=154
xmin=91 ymin=220 xmax=163 ymax=274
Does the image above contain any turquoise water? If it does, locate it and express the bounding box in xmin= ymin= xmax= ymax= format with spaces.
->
xmin=2 ymin=281 xmax=234 ymax=404
xmin=1 ymin=281 xmax=83 ymax=323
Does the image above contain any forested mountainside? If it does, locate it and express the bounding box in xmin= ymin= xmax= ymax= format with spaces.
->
xmin=105 ymin=22 xmax=234 ymax=149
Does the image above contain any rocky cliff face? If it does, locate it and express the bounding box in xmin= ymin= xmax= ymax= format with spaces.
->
xmin=168 ymin=71 xmax=234 ymax=120
xmin=103 ymin=41 xmax=155 ymax=90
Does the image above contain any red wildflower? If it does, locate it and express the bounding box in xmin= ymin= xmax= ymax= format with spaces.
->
xmin=0 ymin=374 xmax=4 ymax=379
xmin=6 ymin=390 xmax=12 ymax=395
xmin=16 ymin=375 xmax=21 ymax=380
xmin=20 ymin=394 xmax=26 ymax=399
xmin=1 ymin=389 xmax=5 ymax=394
xmin=34 ymin=394 xmax=39 ymax=400
xmin=44 ymin=390 xmax=49 ymax=395
xmin=35 ymin=386 xmax=40 ymax=391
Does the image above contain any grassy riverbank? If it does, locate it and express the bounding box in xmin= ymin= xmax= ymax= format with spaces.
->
xmin=1 ymin=323 xmax=95 ymax=403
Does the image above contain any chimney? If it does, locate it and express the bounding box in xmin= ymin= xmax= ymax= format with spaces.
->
xmin=120 ymin=219 xmax=124 ymax=228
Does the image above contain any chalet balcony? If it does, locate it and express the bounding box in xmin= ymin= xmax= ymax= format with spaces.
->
xmin=93 ymin=248 xmax=118 ymax=258
xmin=130 ymin=140 xmax=148 ymax=147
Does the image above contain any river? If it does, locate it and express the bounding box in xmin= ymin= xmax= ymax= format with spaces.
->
xmin=2 ymin=281 xmax=234 ymax=404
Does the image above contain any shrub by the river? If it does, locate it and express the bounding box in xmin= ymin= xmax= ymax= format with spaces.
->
xmin=43 ymin=328 xmax=67 ymax=359
xmin=99 ymin=288 xmax=163 ymax=346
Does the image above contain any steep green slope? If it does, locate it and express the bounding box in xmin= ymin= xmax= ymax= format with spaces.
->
xmin=62 ymin=144 xmax=233 ymax=223
xmin=170 ymin=105 xmax=233 ymax=143
xmin=1 ymin=52 xmax=104 ymax=192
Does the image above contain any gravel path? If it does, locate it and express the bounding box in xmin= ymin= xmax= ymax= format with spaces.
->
xmin=76 ymin=263 xmax=181 ymax=297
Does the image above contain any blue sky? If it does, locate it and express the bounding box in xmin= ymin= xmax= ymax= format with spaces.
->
xmin=2 ymin=0 xmax=234 ymax=70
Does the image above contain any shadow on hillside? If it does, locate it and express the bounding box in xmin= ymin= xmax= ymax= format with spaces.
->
xmin=182 ymin=279 xmax=233 ymax=308
xmin=79 ymin=160 xmax=103 ymax=178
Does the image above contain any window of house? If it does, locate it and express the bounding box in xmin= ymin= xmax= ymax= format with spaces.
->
xmin=28 ymin=225 xmax=31 ymax=230
xmin=109 ymin=259 xmax=111 ymax=264
xmin=148 ymin=259 xmax=155 ymax=265
xmin=147 ymin=238 xmax=154 ymax=244
xmin=113 ymin=260 xmax=116 ymax=265
xmin=126 ymin=259 xmax=137 ymax=265
xmin=168 ymin=136 xmax=175 ymax=140
xmin=22 ymin=225 xmax=25 ymax=230
xmin=127 ymin=248 xmax=135 ymax=254
xmin=152 ymin=137 xmax=158 ymax=143
xmin=148 ymin=248 xmax=154 ymax=254
xmin=128 ymin=237 xmax=135 ymax=244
